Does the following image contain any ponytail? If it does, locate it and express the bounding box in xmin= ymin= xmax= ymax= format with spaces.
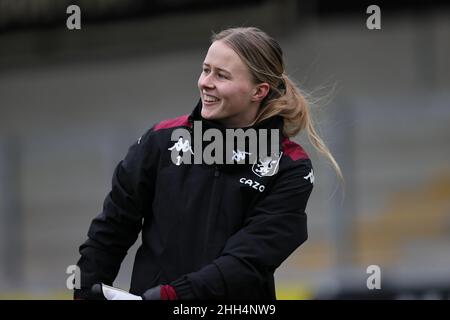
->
xmin=254 ymin=74 xmax=344 ymax=182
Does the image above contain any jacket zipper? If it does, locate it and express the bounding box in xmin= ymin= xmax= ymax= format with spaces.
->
xmin=202 ymin=165 xmax=221 ymax=258
xmin=214 ymin=166 xmax=220 ymax=177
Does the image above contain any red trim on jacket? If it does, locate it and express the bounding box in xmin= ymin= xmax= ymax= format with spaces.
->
xmin=281 ymin=137 xmax=309 ymax=161
xmin=160 ymin=285 xmax=178 ymax=300
xmin=153 ymin=115 xmax=190 ymax=131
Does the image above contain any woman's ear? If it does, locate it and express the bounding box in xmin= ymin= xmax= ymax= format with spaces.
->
xmin=251 ymin=83 xmax=270 ymax=102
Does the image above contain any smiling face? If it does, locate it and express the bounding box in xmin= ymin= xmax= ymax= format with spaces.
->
xmin=198 ymin=40 xmax=269 ymax=128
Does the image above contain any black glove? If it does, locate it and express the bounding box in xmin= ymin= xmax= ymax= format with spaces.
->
xmin=141 ymin=285 xmax=162 ymax=300
xmin=73 ymin=284 xmax=104 ymax=300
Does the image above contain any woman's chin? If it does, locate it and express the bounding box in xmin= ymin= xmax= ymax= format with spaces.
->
xmin=201 ymin=106 xmax=219 ymax=120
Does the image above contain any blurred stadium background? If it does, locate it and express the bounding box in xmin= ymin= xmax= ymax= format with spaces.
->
xmin=0 ymin=0 xmax=449 ymax=299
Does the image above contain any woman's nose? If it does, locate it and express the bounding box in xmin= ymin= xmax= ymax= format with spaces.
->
xmin=200 ymin=73 xmax=215 ymax=89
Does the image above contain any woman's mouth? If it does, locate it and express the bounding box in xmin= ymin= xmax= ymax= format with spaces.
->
xmin=203 ymin=94 xmax=220 ymax=104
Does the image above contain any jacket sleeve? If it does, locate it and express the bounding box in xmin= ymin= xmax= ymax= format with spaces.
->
xmin=75 ymin=127 xmax=160 ymax=293
xmin=170 ymin=159 xmax=314 ymax=299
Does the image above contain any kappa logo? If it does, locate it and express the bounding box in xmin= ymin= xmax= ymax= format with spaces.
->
xmin=304 ymin=169 xmax=314 ymax=184
xmin=252 ymin=152 xmax=283 ymax=177
xmin=168 ymin=137 xmax=194 ymax=166
xmin=231 ymin=149 xmax=251 ymax=162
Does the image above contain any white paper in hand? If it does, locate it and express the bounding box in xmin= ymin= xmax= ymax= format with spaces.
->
xmin=101 ymin=284 xmax=143 ymax=300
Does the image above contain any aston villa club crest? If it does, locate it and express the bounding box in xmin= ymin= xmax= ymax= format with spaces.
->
xmin=252 ymin=152 xmax=283 ymax=177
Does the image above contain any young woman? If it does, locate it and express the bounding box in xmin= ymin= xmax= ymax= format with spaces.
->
xmin=74 ymin=27 xmax=342 ymax=300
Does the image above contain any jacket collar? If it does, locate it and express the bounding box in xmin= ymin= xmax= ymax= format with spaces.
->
xmin=187 ymin=99 xmax=285 ymax=171
xmin=188 ymin=98 xmax=284 ymax=134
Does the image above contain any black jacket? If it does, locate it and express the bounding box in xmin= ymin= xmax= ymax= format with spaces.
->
xmin=76 ymin=100 xmax=314 ymax=299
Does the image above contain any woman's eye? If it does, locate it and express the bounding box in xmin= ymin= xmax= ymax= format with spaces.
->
xmin=202 ymin=68 xmax=227 ymax=79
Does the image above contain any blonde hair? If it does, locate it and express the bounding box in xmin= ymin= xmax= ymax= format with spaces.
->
xmin=212 ymin=27 xmax=343 ymax=181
